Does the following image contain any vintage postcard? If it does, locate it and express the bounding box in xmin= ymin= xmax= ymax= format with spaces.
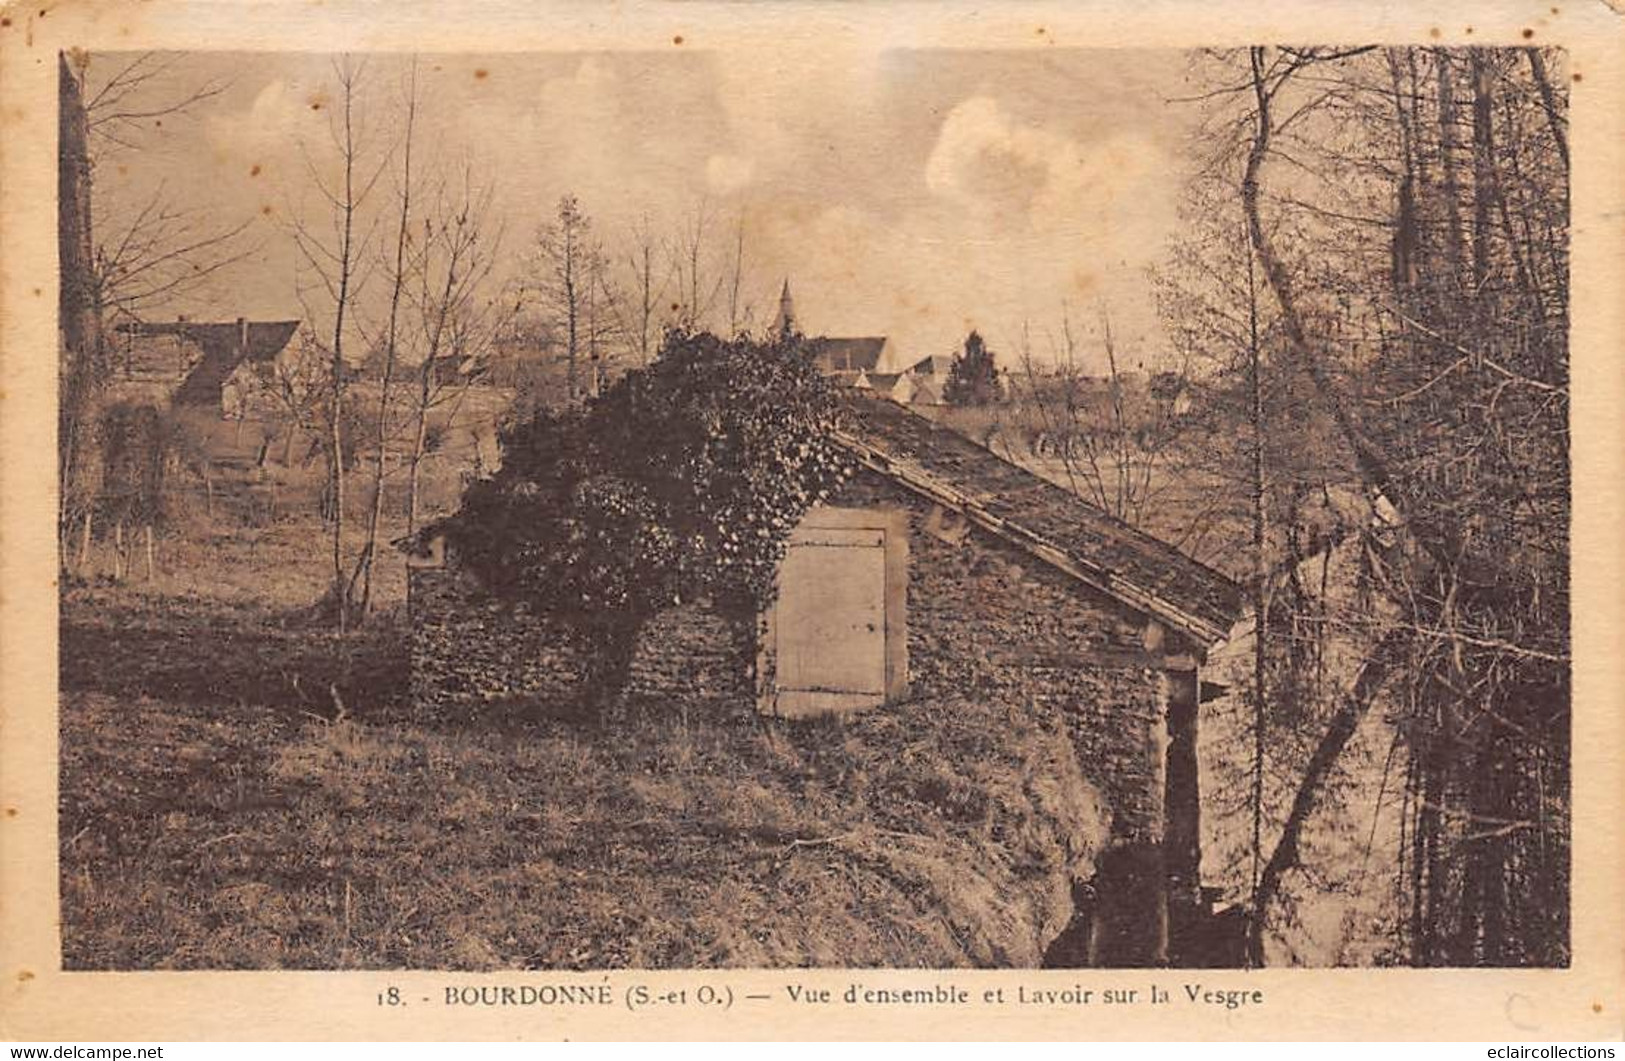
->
xmin=2 ymin=0 xmax=1622 ymax=1042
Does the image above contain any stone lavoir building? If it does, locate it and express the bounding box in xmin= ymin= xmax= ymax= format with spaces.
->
xmin=405 ymin=394 xmax=1245 ymax=966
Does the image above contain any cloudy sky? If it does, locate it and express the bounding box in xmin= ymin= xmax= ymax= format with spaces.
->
xmin=91 ymin=47 xmax=1202 ymax=373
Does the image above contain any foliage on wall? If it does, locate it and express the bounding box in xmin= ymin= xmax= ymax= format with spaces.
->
xmin=435 ymin=328 xmax=853 ymax=700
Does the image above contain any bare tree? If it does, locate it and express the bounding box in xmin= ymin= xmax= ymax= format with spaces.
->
xmin=616 ymin=213 xmax=671 ymax=366
xmin=403 ymin=169 xmax=507 ymax=534
xmin=1007 ymin=306 xmax=1192 ymax=533
xmin=347 ymin=58 xmax=421 ymax=617
xmin=82 ymin=53 xmax=257 ymax=321
xmin=670 ymin=196 xmax=725 ymax=331
xmin=290 ymin=57 xmax=390 ymax=629
xmin=82 ymin=52 xmax=227 ymax=153
xmin=92 ymin=193 xmax=257 ymax=321
xmin=246 ymin=327 xmax=329 ymax=473
xmin=725 ymin=211 xmax=747 ymax=336
xmin=531 ymin=195 xmax=615 ymax=402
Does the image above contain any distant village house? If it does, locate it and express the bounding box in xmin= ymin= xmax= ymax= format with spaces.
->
xmin=110 ymin=315 xmax=300 ymax=411
xmin=774 ymin=281 xmax=945 ymax=407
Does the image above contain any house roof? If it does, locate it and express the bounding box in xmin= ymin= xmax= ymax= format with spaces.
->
xmin=909 ymin=375 xmax=945 ymax=405
xmin=836 ymin=394 xmax=1243 ymax=647
xmin=806 ymin=336 xmax=887 ymax=373
xmin=115 ymin=319 xmax=300 ymax=406
xmin=863 ymin=371 xmax=905 ymax=395
xmin=907 ymin=354 xmax=955 ymax=377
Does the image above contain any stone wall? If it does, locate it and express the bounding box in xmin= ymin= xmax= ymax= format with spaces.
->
xmin=407 ymin=565 xmax=586 ymax=719
xmin=408 ymin=566 xmax=756 ymax=723
xmin=830 ymin=471 xmax=1167 ymax=844
xmin=625 ymin=604 xmax=754 ymax=717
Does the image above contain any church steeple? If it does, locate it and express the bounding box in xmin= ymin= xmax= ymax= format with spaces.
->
xmin=774 ymin=278 xmax=796 ymax=338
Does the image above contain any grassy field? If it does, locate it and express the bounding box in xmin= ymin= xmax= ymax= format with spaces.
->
xmin=59 ymin=514 xmax=1106 ymax=970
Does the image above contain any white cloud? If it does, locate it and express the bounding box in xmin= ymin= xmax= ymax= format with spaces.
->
xmin=206 ymin=78 xmax=315 ymax=169
xmin=924 ymin=95 xmax=1163 ymax=238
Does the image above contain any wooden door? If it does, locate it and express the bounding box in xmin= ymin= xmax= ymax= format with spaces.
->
xmin=763 ymin=507 xmax=907 ymax=718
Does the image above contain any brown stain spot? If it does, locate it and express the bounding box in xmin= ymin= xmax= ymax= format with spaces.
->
xmin=250 ymin=164 xmax=261 ymax=177
xmin=1573 ymin=71 xmax=1582 ymax=82
xmin=474 ymin=68 xmax=488 ymax=80
xmin=1 ymin=18 xmax=11 ymax=27
xmin=1593 ymin=1002 xmax=1603 ymax=1013
xmin=1429 ymin=26 xmax=1442 ymax=38
xmin=4 ymin=807 xmax=16 ymax=817
xmin=32 ymin=287 xmax=42 ymax=297
xmin=1036 ymin=25 xmax=1046 ymax=35
xmin=1522 ymin=27 xmax=1535 ymax=38
xmin=1465 ymin=25 xmax=1474 ymax=33
xmin=17 ymin=970 xmax=33 ymax=981
xmin=261 ymin=205 xmax=274 ymax=216
xmin=672 ymin=34 xmax=683 ymax=45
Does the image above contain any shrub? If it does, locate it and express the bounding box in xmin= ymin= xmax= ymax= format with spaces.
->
xmin=435 ymin=328 xmax=853 ymax=707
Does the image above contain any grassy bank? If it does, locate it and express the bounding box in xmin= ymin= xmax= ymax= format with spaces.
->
xmin=59 ymin=516 xmax=1106 ymax=970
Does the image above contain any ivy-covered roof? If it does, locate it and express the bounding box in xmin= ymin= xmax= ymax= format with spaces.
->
xmin=837 ymin=394 xmax=1245 ymax=647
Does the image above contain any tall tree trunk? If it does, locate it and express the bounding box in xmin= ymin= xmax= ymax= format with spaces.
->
xmin=565 ymin=225 xmax=579 ymax=403
xmin=1245 ymin=211 xmax=1270 ymax=968
xmin=727 ymin=215 xmax=744 ymax=336
xmin=353 ymin=60 xmax=419 ymax=617
xmin=406 ymin=238 xmax=461 ymax=535
xmin=328 ymin=72 xmax=361 ymax=632
xmin=1493 ymin=95 xmax=1546 ymax=327
xmin=1253 ymin=630 xmax=1409 ymax=948
xmin=1470 ymin=50 xmax=1497 ymax=303
xmin=1434 ymin=49 xmax=1467 ymax=299
xmin=1524 ymin=48 xmax=1569 ymax=173
xmin=1240 ymin=48 xmax=1446 ymax=961
xmin=1387 ymin=49 xmax=1421 ymax=305
xmin=639 ymin=240 xmax=655 ymax=365
xmin=57 ymin=55 xmax=103 ymax=560
xmin=77 ymin=509 xmax=94 ymax=575
xmin=407 ymin=396 xmax=429 ymax=536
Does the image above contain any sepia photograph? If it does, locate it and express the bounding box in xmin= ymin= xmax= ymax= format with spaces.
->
xmin=46 ymin=34 xmax=1580 ymax=977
